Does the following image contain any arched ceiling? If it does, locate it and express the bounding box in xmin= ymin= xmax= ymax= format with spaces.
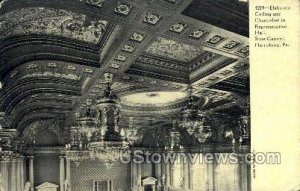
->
xmin=0 ymin=0 xmax=249 ymax=134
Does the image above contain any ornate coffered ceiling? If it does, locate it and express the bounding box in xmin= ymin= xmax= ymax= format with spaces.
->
xmin=0 ymin=0 xmax=249 ymax=136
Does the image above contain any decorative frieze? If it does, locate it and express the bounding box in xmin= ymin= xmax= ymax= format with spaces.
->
xmin=22 ymin=72 xmax=81 ymax=81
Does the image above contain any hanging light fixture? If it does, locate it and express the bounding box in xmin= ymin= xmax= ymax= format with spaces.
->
xmin=164 ymin=121 xmax=182 ymax=152
xmin=231 ymin=102 xmax=250 ymax=154
xmin=238 ymin=102 xmax=250 ymax=143
xmin=66 ymin=73 xmax=129 ymax=168
xmin=178 ymin=86 xmax=212 ymax=143
xmin=89 ymin=73 xmax=129 ymax=168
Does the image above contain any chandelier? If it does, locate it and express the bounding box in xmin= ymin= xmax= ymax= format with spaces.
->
xmin=232 ymin=102 xmax=250 ymax=153
xmin=164 ymin=122 xmax=183 ymax=152
xmin=178 ymin=86 xmax=212 ymax=143
xmin=66 ymin=73 xmax=129 ymax=168
xmin=238 ymin=102 xmax=250 ymax=142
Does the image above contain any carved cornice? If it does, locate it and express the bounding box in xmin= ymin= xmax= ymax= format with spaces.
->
xmin=135 ymin=54 xmax=189 ymax=73
xmin=125 ymin=68 xmax=189 ymax=84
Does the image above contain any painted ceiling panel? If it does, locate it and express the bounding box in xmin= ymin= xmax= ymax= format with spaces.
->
xmin=145 ymin=37 xmax=203 ymax=62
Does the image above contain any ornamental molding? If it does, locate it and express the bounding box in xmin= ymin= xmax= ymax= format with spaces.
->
xmin=21 ymin=72 xmax=81 ymax=81
xmin=0 ymin=7 xmax=108 ymax=44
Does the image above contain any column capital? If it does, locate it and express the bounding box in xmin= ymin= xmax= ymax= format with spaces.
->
xmin=27 ymin=155 xmax=35 ymax=159
xmin=18 ymin=155 xmax=26 ymax=160
xmin=59 ymin=155 xmax=66 ymax=159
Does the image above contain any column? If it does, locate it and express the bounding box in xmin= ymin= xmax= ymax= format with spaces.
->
xmin=20 ymin=157 xmax=25 ymax=191
xmin=160 ymin=161 xmax=165 ymax=188
xmin=188 ymin=160 xmax=193 ymax=190
xmin=183 ymin=160 xmax=189 ymax=190
xmin=206 ymin=157 xmax=214 ymax=191
xmin=155 ymin=162 xmax=162 ymax=191
xmin=59 ymin=156 xmax=65 ymax=191
xmin=137 ymin=163 xmax=142 ymax=187
xmin=155 ymin=162 xmax=161 ymax=184
xmin=170 ymin=163 xmax=174 ymax=186
xmin=0 ymin=160 xmax=9 ymax=191
xmin=16 ymin=157 xmax=22 ymax=191
xmin=10 ymin=158 xmax=17 ymax=191
xmin=240 ymin=159 xmax=249 ymax=191
xmin=235 ymin=156 xmax=241 ymax=191
xmin=66 ymin=158 xmax=72 ymax=191
xmin=28 ymin=156 xmax=34 ymax=191
xmin=165 ymin=163 xmax=170 ymax=187
xmin=131 ymin=160 xmax=137 ymax=188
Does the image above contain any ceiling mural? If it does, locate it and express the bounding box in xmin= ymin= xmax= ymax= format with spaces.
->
xmin=145 ymin=37 xmax=203 ymax=62
xmin=0 ymin=7 xmax=108 ymax=43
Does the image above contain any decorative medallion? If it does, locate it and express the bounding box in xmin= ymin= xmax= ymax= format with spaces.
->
xmin=206 ymin=35 xmax=224 ymax=45
xmin=207 ymin=76 xmax=220 ymax=81
xmin=47 ymin=62 xmax=58 ymax=68
xmin=150 ymin=81 xmax=157 ymax=85
xmin=67 ymin=65 xmax=76 ymax=70
xmin=223 ymin=40 xmax=240 ymax=49
xmin=92 ymin=89 xmax=100 ymax=93
xmin=237 ymin=46 xmax=249 ymax=55
xmin=169 ymin=23 xmax=186 ymax=33
xmin=109 ymin=63 xmax=120 ymax=69
xmin=233 ymin=62 xmax=248 ymax=69
xmin=219 ymin=70 xmax=232 ymax=76
xmin=122 ymin=76 xmax=131 ymax=80
xmin=122 ymin=45 xmax=135 ymax=53
xmin=143 ymin=13 xmax=161 ymax=25
xmin=189 ymin=29 xmax=207 ymax=39
xmin=136 ymin=78 xmax=144 ymax=83
xmin=115 ymin=55 xmax=127 ymax=62
xmin=130 ymin=32 xmax=145 ymax=42
xmin=80 ymin=0 xmax=105 ymax=7
xmin=84 ymin=68 xmax=94 ymax=74
xmin=173 ymin=85 xmax=182 ymax=89
xmin=145 ymin=37 xmax=203 ymax=62
xmin=27 ymin=63 xmax=38 ymax=69
xmin=114 ymin=3 xmax=132 ymax=16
